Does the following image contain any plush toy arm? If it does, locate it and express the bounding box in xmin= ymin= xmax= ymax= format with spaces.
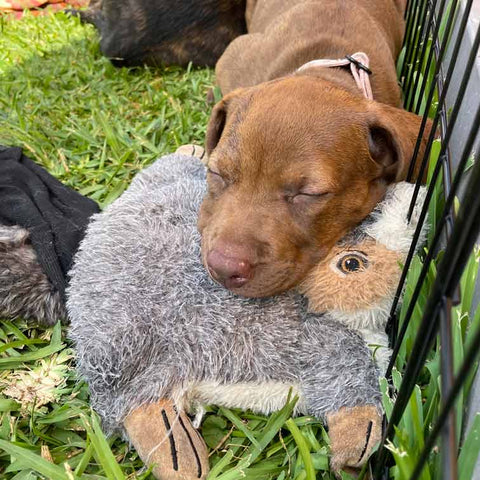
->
xmin=124 ymin=399 xmax=209 ymax=480
xmin=68 ymin=316 xmax=185 ymax=435
xmin=327 ymin=405 xmax=383 ymax=475
xmin=299 ymin=315 xmax=382 ymax=416
xmin=299 ymin=315 xmax=382 ymax=474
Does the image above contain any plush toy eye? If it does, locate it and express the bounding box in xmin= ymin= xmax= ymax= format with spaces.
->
xmin=336 ymin=253 xmax=369 ymax=274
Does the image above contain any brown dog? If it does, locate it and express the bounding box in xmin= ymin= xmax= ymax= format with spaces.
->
xmin=198 ymin=0 xmax=431 ymax=298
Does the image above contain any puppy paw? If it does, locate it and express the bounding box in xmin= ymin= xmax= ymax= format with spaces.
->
xmin=124 ymin=399 xmax=209 ymax=480
xmin=326 ymin=405 xmax=382 ymax=475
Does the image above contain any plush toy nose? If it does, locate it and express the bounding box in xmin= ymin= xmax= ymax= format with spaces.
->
xmin=206 ymin=248 xmax=253 ymax=289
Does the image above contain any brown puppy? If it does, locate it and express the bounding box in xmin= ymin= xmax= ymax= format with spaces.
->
xmin=198 ymin=0 xmax=431 ymax=298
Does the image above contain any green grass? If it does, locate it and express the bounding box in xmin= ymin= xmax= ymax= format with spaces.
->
xmin=388 ymin=3 xmax=480 ymax=476
xmin=0 ymin=11 xmax=213 ymax=207
xmin=1 ymin=8 xmax=479 ymax=480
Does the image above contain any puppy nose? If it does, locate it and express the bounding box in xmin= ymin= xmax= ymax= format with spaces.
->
xmin=206 ymin=249 xmax=253 ymax=289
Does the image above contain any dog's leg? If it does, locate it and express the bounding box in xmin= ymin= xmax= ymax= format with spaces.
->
xmin=124 ymin=399 xmax=209 ymax=480
xmin=327 ymin=405 xmax=382 ymax=475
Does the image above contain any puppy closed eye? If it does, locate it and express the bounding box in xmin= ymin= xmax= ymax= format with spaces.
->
xmin=207 ymin=168 xmax=227 ymax=190
xmin=288 ymin=191 xmax=332 ymax=205
xmin=331 ymin=251 xmax=369 ymax=276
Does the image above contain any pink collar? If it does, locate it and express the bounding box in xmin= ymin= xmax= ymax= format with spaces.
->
xmin=296 ymin=52 xmax=373 ymax=100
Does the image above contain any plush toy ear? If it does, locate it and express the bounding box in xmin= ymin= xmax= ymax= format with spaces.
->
xmin=364 ymin=182 xmax=428 ymax=254
xmin=367 ymin=102 xmax=435 ymax=183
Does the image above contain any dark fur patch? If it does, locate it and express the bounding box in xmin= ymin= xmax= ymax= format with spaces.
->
xmin=75 ymin=0 xmax=247 ymax=67
xmin=0 ymin=225 xmax=66 ymax=326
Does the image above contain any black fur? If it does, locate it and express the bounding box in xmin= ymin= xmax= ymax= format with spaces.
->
xmin=74 ymin=0 xmax=247 ymax=67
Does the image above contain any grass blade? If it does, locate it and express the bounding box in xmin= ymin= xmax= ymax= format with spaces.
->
xmin=285 ymin=419 xmax=315 ymax=480
xmin=81 ymin=412 xmax=125 ymax=480
xmin=0 ymin=439 xmax=73 ymax=480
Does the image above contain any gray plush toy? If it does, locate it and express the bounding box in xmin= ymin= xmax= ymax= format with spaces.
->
xmin=67 ymin=154 xmax=388 ymax=479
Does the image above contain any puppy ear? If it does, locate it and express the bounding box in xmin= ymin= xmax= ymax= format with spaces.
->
xmin=205 ymin=98 xmax=228 ymax=155
xmin=205 ymin=88 xmax=251 ymax=155
xmin=367 ymin=102 xmax=435 ymax=183
xmin=393 ymin=0 xmax=408 ymax=14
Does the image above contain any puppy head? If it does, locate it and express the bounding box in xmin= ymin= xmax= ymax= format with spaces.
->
xmin=300 ymin=182 xmax=427 ymax=313
xmin=199 ymin=76 xmax=431 ymax=297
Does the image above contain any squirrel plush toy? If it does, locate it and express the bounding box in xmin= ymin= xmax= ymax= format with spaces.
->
xmin=66 ymin=153 xmax=426 ymax=479
xmin=300 ymin=179 xmax=426 ymax=376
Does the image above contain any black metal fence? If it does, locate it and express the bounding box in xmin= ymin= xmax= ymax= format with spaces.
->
xmin=369 ymin=1 xmax=480 ymax=478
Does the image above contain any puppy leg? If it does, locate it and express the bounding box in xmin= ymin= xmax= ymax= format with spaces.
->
xmin=124 ymin=399 xmax=209 ymax=480
xmin=327 ymin=406 xmax=382 ymax=475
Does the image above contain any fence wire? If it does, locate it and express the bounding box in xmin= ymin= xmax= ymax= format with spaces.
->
xmin=371 ymin=1 xmax=480 ymax=478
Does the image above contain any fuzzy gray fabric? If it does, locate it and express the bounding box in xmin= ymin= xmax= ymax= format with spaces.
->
xmin=0 ymin=225 xmax=66 ymax=325
xmin=67 ymin=154 xmax=381 ymax=435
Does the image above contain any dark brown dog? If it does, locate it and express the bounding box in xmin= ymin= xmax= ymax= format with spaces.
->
xmin=198 ymin=0 xmax=431 ymax=298
xmin=74 ymin=0 xmax=247 ymax=67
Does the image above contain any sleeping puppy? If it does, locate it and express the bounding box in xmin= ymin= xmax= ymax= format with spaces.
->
xmin=199 ymin=84 xmax=431 ymax=298
xmin=198 ymin=0 xmax=433 ymax=298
